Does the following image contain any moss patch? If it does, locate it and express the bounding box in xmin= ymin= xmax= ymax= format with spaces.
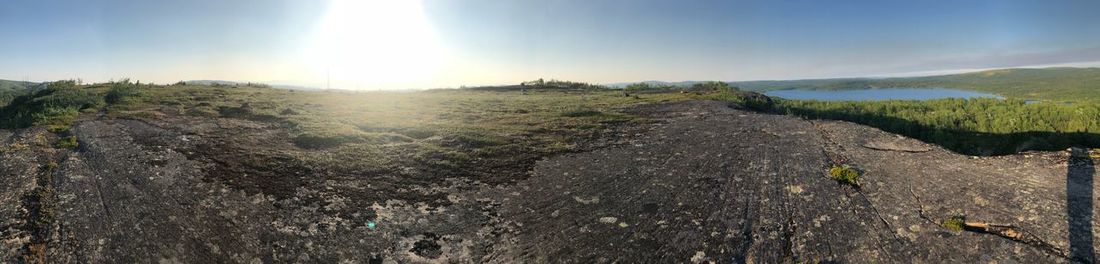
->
xmin=943 ymin=215 xmax=967 ymax=231
xmin=828 ymin=165 xmax=861 ymax=186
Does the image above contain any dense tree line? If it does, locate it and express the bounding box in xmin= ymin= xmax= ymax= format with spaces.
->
xmin=771 ymin=98 xmax=1100 ymax=155
xmin=625 ymin=81 xmax=740 ymax=92
xmin=519 ymin=78 xmax=606 ymax=90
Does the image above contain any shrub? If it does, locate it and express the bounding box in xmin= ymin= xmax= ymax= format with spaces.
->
xmin=105 ymin=82 xmax=141 ymax=104
xmin=828 ymin=165 xmax=861 ymax=186
xmin=0 ymin=80 xmax=101 ymax=128
xmin=690 ymin=81 xmax=739 ymax=92
xmin=56 ymin=136 xmax=78 ymax=149
xmin=942 ymin=215 xmax=966 ymax=231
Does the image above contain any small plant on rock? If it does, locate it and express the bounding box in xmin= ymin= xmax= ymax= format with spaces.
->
xmin=943 ymin=215 xmax=966 ymax=231
xmin=828 ymin=165 xmax=861 ymax=186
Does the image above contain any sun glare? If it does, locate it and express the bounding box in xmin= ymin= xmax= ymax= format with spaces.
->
xmin=305 ymin=0 xmax=443 ymax=89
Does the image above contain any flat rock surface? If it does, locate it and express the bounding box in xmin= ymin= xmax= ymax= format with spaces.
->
xmin=861 ymin=136 xmax=933 ymax=152
xmin=0 ymin=100 xmax=1096 ymax=263
xmin=491 ymin=101 xmax=1091 ymax=263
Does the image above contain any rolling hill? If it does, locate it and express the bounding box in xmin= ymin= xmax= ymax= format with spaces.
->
xmin=729 ymin=67 xmax=1100 ymax=101
xmin=0 ymin=79 xmax=43 ymax=106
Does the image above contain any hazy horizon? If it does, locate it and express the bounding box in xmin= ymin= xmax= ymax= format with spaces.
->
xmin=3 ymin=0 xmax=1100 ymax=89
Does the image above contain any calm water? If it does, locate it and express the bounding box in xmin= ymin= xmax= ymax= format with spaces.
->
xmin=764 ymin=88 xmax=1002 ymax=101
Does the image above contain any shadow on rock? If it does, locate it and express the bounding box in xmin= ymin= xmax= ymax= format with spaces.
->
xmin=1068 ymin=147 xmax=1095 ymax=262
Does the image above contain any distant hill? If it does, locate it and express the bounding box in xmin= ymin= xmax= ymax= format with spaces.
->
xmin=185 ymin=80 xmax=323 ymax=91
xmin=609 ymin=67 xmax=1100 ymax=101
xmin=729 ymin=67 xmax=1100 ymax=101
xmin=185 ymin=80 xmax=246 ymax=86
xmin=604 ymin=80 xmax=706 ymax=89
xmin=0 ymin=79 xmax=44 ymax=106
xmin=0 ymin=79 xmax=39 ymax=91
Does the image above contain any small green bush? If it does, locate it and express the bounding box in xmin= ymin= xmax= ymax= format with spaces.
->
xmin=105 ymin=82 xmax=141 ymax=104
xmin=56 ymin=136 xmax=78 ymax=149
xmin=828 ymin=165 xmax=860 ymax=186
xmin=942 ymin=215 xmax=966 ymax=231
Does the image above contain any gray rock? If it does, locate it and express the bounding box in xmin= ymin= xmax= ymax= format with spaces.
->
xmin=1 ymin=100 xmax=1094 ymax=263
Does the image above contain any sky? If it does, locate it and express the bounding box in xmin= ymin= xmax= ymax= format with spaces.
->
xmin=2 ymin=0 xmax=1100 ymax=89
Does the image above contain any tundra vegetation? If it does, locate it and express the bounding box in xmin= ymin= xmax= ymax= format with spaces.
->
xmin=3 ymin=76 xmax=1100 ymax=159
xmin=0 ymin=80 xmax=710 ymax=179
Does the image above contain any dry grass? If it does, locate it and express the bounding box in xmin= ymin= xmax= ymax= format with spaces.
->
xmin=108 ymin=85 xmax=699 ymax=178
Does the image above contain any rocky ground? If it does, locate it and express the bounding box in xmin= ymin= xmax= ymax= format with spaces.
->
xmin=1 ymin=100 xmax=1097 ymax=263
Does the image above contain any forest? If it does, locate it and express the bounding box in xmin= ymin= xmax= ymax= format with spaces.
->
xmin=768 ymin=97 xmax=1100 ymax=155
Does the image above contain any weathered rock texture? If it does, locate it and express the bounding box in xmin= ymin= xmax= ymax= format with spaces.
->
xmin=1 ymin=100 xmax=1096 ymax=263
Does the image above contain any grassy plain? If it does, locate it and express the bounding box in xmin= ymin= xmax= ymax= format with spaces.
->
xmin=0 ymin=82 xmax=706 ymax=183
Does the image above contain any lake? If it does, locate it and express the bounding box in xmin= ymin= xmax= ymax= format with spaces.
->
xmin=764 ymin=88 xmax=1002 ymax=101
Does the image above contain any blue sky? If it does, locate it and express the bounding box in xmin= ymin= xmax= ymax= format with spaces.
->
xmin=2 ymin=0 xmax=1099 ymax=89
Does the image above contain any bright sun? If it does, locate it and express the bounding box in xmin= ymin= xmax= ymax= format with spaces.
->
xmin=304 ymin=0 xmax=443 ymax=89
